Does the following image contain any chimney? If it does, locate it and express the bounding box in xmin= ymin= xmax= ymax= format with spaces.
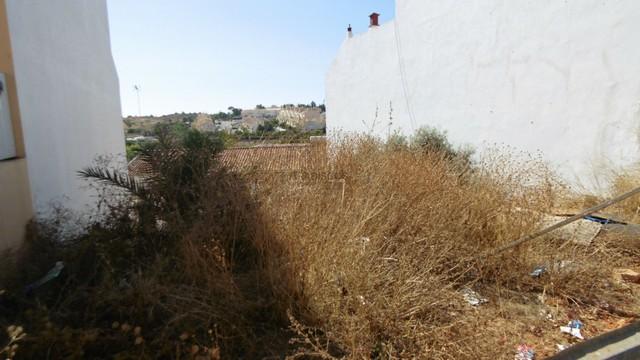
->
xmin=369 ymin=12 xmax=380 ymax=27
xmin=347 ymin=24 xmax=353 ymax=38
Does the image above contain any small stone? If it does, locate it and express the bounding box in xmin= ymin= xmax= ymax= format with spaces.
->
xmin=620 ymin=269 xmax=640 ymax=283
xmin=179 ymin=332 xmax=189 ymax=341
xmin=614 ymin=269 xmax=640 ymax=284
xmin=134 ymin=336 xmax=144 ymax=345
xmin=133 ymin=326 xmax=142 ymax=336
xmin=191 ymin=344 xmax=200 ymax=354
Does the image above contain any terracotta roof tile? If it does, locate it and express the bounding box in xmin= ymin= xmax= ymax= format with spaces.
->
xmin=128 ymin=143 xmax=322 ymax=178
xmin=217 ymin=144 xmax=316 ymax=173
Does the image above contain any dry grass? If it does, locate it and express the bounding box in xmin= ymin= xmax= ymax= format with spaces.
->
xmin=605 ymin=165 xmax=640 ymax=222
xmin=250 ymin=137 xmax=637 ymax=359
xmin=1 ymin=135 xmax=637 ymax=359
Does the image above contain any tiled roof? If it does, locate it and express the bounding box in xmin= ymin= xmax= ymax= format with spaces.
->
xmin=217 ymin=144 xmax=318 ymax=173
xmin=127 ymin=155 xmax=154 ymax=179
xmin=128 ymin=143 xmax=322 ymax=178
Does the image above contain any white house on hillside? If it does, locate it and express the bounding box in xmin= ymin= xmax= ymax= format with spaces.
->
xmin=0 ymin=0 xmax=125 ymax=251
xmin=326 ymin=0 xmax=640 ymax=190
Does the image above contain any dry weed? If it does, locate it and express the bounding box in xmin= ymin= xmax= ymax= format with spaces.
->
xmin=1 ymin=134 xmax=636 ymax=359
xmin=249 ymin=136 xmax=636 ymax=359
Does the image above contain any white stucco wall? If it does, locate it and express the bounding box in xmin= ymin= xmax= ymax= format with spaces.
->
xmin=6 ymin=0 xmax=125 ymax=215
xmin=327 ymin=0 xmax=640 ymax=191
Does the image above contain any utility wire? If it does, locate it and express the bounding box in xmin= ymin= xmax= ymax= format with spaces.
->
xmin=393 ymin=18 xmax=417 ymax=132
xmin=478 ymin=185 xmax=640 ymax=259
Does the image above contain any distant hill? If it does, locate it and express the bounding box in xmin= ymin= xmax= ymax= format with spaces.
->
xmin=123 ymin=106 xmax=325 ymax=137
xmin=123 ymin=113 xmax=200 ymax=136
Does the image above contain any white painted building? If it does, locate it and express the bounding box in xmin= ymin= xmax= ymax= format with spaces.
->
xmin=326 ymin=1 xmax=640 ymax=190
xmin=1 ymin=0 xmax=125 ymax=249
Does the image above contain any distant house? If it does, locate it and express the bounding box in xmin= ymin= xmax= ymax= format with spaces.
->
xmin=191 ymin=113 xmax=216 ymax=133
xmin=240 ymin=108 xmax=280 ymax=132
xmin=217 ymin=119 xmax=245 ymax=133
xmin=277 ymin=108 xmax=325 ymax=131
xmin=0 ymin=0 xmax=125 ymax=251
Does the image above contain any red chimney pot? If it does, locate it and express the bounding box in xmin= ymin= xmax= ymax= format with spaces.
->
xmin=369 ymin=12 xmax=380 ymax=27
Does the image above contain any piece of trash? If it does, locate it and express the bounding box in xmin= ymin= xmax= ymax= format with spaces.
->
xmin=530 ymin=266 xmax=546 ymax=277
xmin=540 ymin=215 xmax=601 ymax=246
xmin=533 ymin=260 xmax=576 ymax=277
xmin=583 ymin=215 xmax=626 ymax=225
xmin=557 ymin=260 xmax=573 ymax=270
xmin=25 ymin=261 xmax=65 ymax=293
xmin=461 ymin=287 xmax=488 ymax=306
xmin=556 ymin=344 xmax=569 ymax=352
xmin=548 ymin=260 xmax=576 ymax=273
xmin=560 ymin=320 xmax=584 ymax=340
xmin=514 ymin=344 xmax=535 ymax=360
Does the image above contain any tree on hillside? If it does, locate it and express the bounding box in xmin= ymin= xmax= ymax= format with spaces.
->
xmin=228 ymin=106 xmax=242 ymax=117
xmin=213 ymin=111 xmax=230 ymax=121
xmin=256 ymin=104 xmax=266 ymax=110
xmin=154 ymin=122 xmax=189 ymax=139
xmin=310 ymin=101 xmax=317 ymax=108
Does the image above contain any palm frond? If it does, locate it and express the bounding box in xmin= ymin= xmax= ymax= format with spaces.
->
xmin=78 ymin=167 xmax=146 ymax=197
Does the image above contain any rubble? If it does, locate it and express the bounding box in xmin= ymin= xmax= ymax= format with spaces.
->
xmin=530 ymin=266 xmax=546 ymax=278
xmin=460 ymin=288 xmax=488 ymax=306
xmin=25 ymin=261 xmax=65 ymax=293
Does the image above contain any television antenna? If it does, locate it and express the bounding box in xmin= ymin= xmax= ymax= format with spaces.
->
xmin=133 ymin=85 xmax=142 ymax=116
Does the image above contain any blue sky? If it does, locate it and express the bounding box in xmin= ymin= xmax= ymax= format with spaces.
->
xmin=107 ymin=0 xmax=395 ymax=116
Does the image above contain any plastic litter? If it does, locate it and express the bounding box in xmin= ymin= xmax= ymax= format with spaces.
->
xmin=556 ymin=344 xmax=569 ymax=352
xmin=25 ymin=261 xmax=64 ymax=293
xmin=531 ymin=261 xmax=576 ymax=278
xmin=514 ymin=344 xmax=535 ymax=360
xmin=530 ymin=266 xmax=546 ymax=277
xmin=560 ymin=320 xmax=584 ymax=340
xmin=461 ymin=287 xmax=488 ymax=306
xmin=583 ymin=215 xmax=626 ymax=225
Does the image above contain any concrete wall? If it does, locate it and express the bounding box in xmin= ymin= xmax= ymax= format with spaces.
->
xmin=0 ymin=0 xmax=32 ymax=251
xmin=327 ymin=0 xmax=640 ymax=190
xmin=6 ymin=0 xmax=125 ymax=215
xmin=0 ymin=159 xmax=33 ymax=251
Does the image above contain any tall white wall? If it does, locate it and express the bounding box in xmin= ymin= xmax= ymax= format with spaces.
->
xmin=327 ymin=0 xmax=640 ymax=191
xmin=6 ymin=0 xmax=125 ymax=215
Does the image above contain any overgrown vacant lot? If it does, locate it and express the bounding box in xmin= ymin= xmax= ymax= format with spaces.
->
xmin=1 ymin=132 xmax=639 ymax=359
